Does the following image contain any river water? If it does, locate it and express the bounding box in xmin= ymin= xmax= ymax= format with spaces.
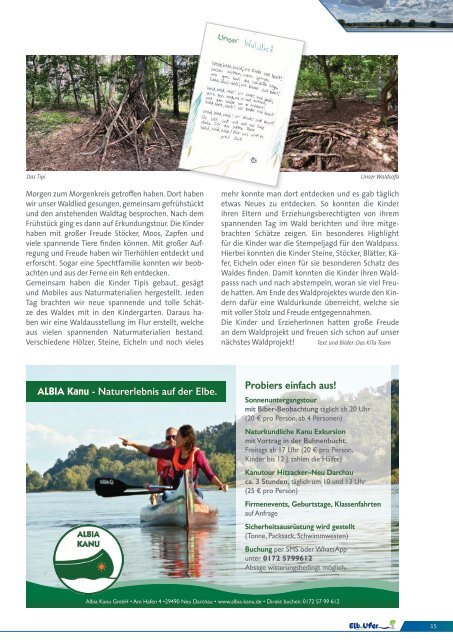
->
xmin=27 ymin=487 xmax=398 ymax=587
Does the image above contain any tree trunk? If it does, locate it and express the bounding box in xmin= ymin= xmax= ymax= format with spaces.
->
xmin=55 ymin=76 xmax=61 ymax=108
xmin=53 ymin=58 xmax=61 ymax=109
xmin=172 ymin=55 xmax=180 ymax=118
xmin=86 ymin=56 xmax=97 ymax=113
xmin=94 ymin=56 xmax=102 ymax=116
xmin=380 ymin=64 xmax=397 ymax=126
xmin=67 ymin=56 xmax=80 ymax=110
xmin=376 ymin=72 xmax=382 ymax=105
xmin=30 ymin=55 xmax=38 ymax=110
xmin=134 ymin=56 xmax=148 ymax=121
xmin=319 ymin=55 xmax=337 ymax=110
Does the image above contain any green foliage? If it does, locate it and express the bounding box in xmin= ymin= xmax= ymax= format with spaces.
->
xmin=176 ymin=55 xmax=199 ymax=103
xmin=26 ymin=55 xmax=199 ymax=116
xmin=391 ymin=379 xmax=399 ymax=470
xmin=297 ymin=67 xmax=326 ymax=97
xmin=296 ymin=55 xmax=397 ymax=104
xmin=27 ymin=421 xmax=235 ymax=491
xmin=196 ymin=421 xmax=236 ymax=456
xmin=362 ymin=379 xmax=398 ymax=474
xmin=208 ymin=453 xmax=236 ymax=483
xmin=26 ymin=111 xmax=81 ymax=135
xmin=159 ymin=106 xmax=189 ymax=119
xmin=26 ymin=463 xmax=48 ymax=492
xmin=47 ymin=465 xmax=91 ymax=491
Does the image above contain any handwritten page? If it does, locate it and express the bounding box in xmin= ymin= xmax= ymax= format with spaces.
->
xmin=179 ymin=24 xmax=304 ymax=186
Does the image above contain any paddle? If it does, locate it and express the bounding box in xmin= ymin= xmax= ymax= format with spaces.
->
xmin=95 ymin=477 xmax=172 ymax=498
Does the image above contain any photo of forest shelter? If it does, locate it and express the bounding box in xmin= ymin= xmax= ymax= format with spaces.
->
xmin=282 ymin=55 xmax=397 ymax=172
xmin=26 ymin=54 xmax=397 ymax=173
xmin=26 ymin=55 xmax=197 ymax=171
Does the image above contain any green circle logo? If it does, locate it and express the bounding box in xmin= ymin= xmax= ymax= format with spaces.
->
xmin=53 ymin=524 xmax=123 ymax=594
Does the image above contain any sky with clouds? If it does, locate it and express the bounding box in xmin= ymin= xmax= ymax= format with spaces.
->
xmin=322 ymin=0 xmax=453 ymax=22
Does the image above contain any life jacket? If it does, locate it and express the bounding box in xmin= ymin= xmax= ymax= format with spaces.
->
xmin=157 ymin=459 xmax=175 ymax=485
xmin=172 ymin=447 xmax=199 ymax=472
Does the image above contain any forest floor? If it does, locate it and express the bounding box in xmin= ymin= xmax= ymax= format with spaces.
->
xmin=282 ymin=98 xmax=398 ymax=172
xmin=27 ymin=100 xmax=397 ymax=173
xmin=26 ymin=109 xmax=187 ymax=171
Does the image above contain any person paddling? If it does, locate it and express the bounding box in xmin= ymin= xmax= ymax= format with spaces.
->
xmin=119 ymin=424 xmax=228 ymax=497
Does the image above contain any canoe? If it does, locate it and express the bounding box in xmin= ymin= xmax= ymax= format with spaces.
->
xmin=140 ymin=470 xmax=218 ymax=528
xmin=54 ymin=548 xmax=114 ymax=581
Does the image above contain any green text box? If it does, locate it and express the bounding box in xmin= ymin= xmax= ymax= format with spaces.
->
xmin=26 ymin=381 xmax=226 ymax=402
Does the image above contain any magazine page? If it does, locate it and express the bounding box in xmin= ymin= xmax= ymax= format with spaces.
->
xmin=2 ymin=0 xmax=452 ymax=634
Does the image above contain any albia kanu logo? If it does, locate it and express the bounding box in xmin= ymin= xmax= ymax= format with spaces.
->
xmin=53 ymin=524 xmax=124 ymax=594
xmin=349 ymin=619 xmax=397 ymax=630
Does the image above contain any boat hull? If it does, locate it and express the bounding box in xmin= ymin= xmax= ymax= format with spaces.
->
xmin=140 ymin=471 xmax=218 ymax=528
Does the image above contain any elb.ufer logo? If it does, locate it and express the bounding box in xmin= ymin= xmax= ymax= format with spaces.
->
xmin=349 ymin=620 xmax=396 ymax=630
xmin=53 ymin=524 xmax=123 ymax=594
